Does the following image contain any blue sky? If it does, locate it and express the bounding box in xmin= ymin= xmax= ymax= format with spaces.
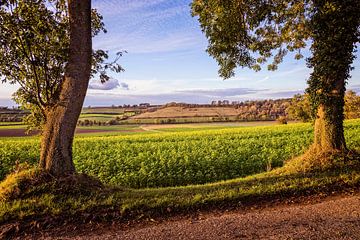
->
xmin=1 ymin=0 xmax=359 ymax=106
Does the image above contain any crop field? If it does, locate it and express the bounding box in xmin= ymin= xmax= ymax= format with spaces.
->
xmin=81 ymin=107 xmax=126 ymax=114
xmin=79 ymin=113 xmax=123 ymax=122
xmin=1 ymin=119 xmax=360 ymax=188
xmin=0 ymin=122 xmax=24 ymax=126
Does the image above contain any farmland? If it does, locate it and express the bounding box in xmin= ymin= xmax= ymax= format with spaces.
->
xmin=1 ymin=119 xmax=360 ymax=188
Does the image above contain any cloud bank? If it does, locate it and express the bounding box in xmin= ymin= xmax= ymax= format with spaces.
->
xmin=84 ymin=87 xmax=290 ymax=106
xmin=175 ymin=88 xmax=266 ymax=98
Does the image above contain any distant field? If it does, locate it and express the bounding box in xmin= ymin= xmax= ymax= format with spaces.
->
xmin=79 ymin=113 xmax=123 ymax=122
xmin=132 ymin=106 xmax=242 ymax=119
xmin=0 ymin=124 xmax=27 ymax=129
xmin=0 ymin=125 xmax=145 ymax=138
xmin=0 ymin=105 xmax=286 ymax=127
xmin=0 ymin=121 xmax=283 ymax=137
xmin=0 ymin=122 xmax=24 ymax=126
xmin=81 ymin=107 xmax=126 ymax=114
xmin=1 ymin=119 xmax=359 ymax=188
xmin=142 ymin=121 xmax=280 ymax=132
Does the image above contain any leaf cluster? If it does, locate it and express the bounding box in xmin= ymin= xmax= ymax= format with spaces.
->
xmin=286 ymin=94 xmax=312 ymax=122
xmin=306 ymin=0 xmax=360 ymax=117
xmin=0 ymin=0 xmax=124 ymax=129
xmin=192 ymin=0 xmax=312 ymax=78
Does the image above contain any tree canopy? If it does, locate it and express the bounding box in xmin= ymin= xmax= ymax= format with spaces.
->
xmin=192 ymin=0 xmax=312 ymax=78
xmin=192 ymin=0 xmax=360 ymax=153
xmin=0 ymin=0 xmax=123 ymax=129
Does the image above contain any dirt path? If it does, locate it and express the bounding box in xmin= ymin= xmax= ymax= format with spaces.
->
xmin=21 ymin=193 xmax=360 ymax=240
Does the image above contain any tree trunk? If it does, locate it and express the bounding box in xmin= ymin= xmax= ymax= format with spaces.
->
xmin=39 ymin=0 xmax=92 ymax=177
xmin=314 ymin=103 xmax=346 ymax=153
xmin=307 ymin=0 xmax=359 ymax=154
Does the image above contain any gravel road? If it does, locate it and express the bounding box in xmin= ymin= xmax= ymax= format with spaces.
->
xmin=21 ymin=193 xmax=360 ymax=240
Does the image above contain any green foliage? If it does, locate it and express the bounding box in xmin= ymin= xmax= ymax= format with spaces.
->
xmin=0 ymin=0 xmax=124 ymax=129
xmin=306 ymin=0 xmax=360 ymax=118
xmin=286 ymin=94 xmax=312 ymax=122
xmin=192 ymin=0 xmax=311 ymax=78
xmin=1 ymin=156 xmax=360 ymax=225
xmin=345 ymin=90 xmax=360 ymax=119
xmin=192 ymin=1 xmax=360 ymax=150
xmin=276 ymin=116 xmax=287 ymax=124
xmin=1 ymin=120 xmax=360 ymax=188
xmin=287 ymin=92 xmax=360 ymax=122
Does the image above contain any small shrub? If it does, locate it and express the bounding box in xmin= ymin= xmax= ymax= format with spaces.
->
xmin=277 ymin=116 xmax=287 ymax=124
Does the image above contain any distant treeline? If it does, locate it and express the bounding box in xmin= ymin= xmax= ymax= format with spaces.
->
xmin=1 ymin=91 xmax=359 ymax=124
xmin=0 ymin=107 xmax=28 ymax=123
xmin=163 ymin=99 xmax=290 ymax=121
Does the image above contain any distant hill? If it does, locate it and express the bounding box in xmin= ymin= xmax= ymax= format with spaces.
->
xmin=131 ymin=99 xmax=291 ymax=122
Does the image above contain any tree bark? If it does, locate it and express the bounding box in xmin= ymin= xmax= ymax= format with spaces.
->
xmin=314 ymin=103 xmax=346 ymax=153
xmin=313 ymin=71 xmax=347 ymax=153
xmin=39 ymin=0 xmax=92 ymax=176
xmin=308 ymin=0 xmax=359 ymax=154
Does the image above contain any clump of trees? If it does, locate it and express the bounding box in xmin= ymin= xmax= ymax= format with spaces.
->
xmin=77 ymin=119 xmax=120 ymax=126
xmin=286 ymin=94 xmax=312 ymax=122
xmin=287 ymin=91 xmax=360 ymax=122
xmin=0 ymin=116 xmax=22 ymax=122
xmin=276 ymin=116 xmax=288 ymax=125
xmin=233 ymin=99 xmax=290 ymax=121
xmin=344 ymin=90 xmax=360 ymax=119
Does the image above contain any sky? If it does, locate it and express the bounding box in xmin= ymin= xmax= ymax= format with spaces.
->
xmin=1 ymin=0 xmax=360 ymax=107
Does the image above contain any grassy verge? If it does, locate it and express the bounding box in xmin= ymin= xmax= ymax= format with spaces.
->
xmin=1 ymin=152 xmax=360 ymax=228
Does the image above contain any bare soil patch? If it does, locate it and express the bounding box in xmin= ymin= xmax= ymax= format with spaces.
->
xmin=0 ymin=129 xmax=39 ymax=137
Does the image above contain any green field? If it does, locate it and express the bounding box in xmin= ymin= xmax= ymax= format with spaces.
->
xmin=122 ymin=116 xmax=249 ymax=124
xmin=0 ymin=122 xmax=24 ymax=126
xmin=79 ymin=113 xmax=123 ymax=122
xmin=81 ymin=107 xmax=127 ymax=114
xmin=1 ymin=119 xmax=360 ymax=188
xmin=0 ymin=124 xmax=27 ymax=129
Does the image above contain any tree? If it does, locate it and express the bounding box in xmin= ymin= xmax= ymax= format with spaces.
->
xmin=38 ymin=0 xmax=92 ymax=176
xmin=344 ymin=90 xmax=360 ymax=119
xmin=0 ymin=0 xmax=123 ymax=176
xmin=192 ymin=0 xmax=360 ymax=154
xmin=287 ymin=94 xmax=311 ymax=122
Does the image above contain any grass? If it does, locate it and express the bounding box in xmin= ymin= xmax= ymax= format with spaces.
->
xmin=1 ymin=120 xmax=360 ymax=188
xmin=0 ymin=119 xmax=359 ymax=229
xmin=77 ymin=125 xmax=140 ymax=131
xmin=1 ymin=152 xmax=360 ymax=226
xmin=81 ymin=107 xmax=126 ymax=114
xmin=0 ymin=122 xmax=315 ymax=187
xmin=156 ymin=124 xmax=274 ymax=132
xmin=79 ymin=113 xmax=123 ymax=122
xmin=0 ymin=124 xmax=27 ymax=129
xmin=0 ymin=122 xmax=24 ymax=127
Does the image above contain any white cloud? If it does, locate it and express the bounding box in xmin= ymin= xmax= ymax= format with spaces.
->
xmin=88 ymin=78 xmax=129 ymax=91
